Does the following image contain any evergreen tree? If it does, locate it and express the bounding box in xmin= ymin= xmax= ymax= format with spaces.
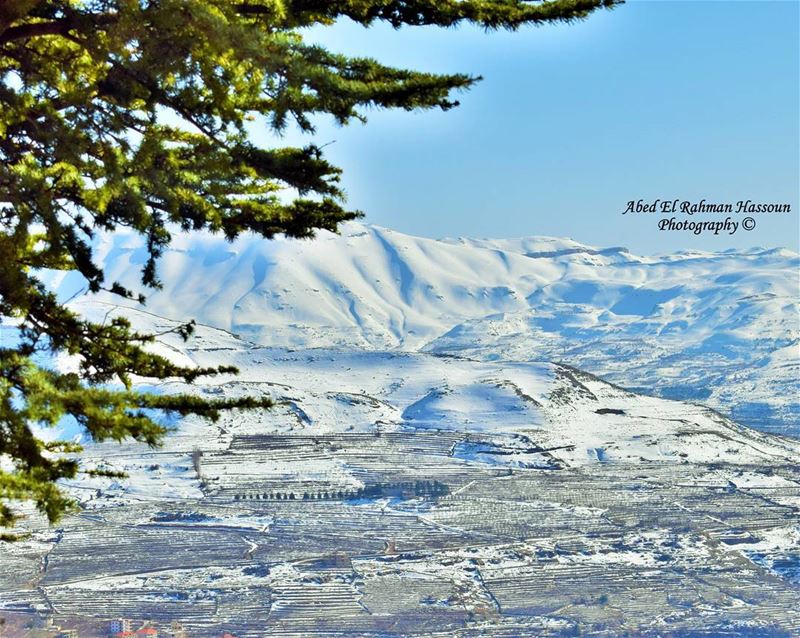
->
xmin=0 ymin=0 xmax=619 ymax=533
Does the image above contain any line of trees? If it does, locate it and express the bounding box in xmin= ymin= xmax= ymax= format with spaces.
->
xmin=233 ymin=480 xmax=449 ymax=502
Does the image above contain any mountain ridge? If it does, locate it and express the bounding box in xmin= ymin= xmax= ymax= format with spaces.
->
xmin=40 ymin=222 xmax=800 ymax=435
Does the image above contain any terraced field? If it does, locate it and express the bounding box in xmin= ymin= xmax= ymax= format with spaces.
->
xmin=2 ymin=431 xmax=799 ymax=637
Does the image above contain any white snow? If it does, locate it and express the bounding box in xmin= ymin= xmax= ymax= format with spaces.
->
xmin=35 ymin=222 xmax=799 ymax=434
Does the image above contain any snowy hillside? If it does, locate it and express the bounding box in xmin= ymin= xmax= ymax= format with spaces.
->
xmin=62 ymin=302 xmax=800 ymax=471
xmin=41 ymin=222 xmax=799 ymax=435
xmin=36 ymin=299 xmax=799 ymax=520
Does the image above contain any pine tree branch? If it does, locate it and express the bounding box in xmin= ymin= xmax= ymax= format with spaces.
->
xmin=0 ymin=20 xmax=69 ymax=44
xmin=0 ymin=11 xmax=117 ymax=45
xmin=0 ymin=0 xmax=44 ymax=34
xmin=238 ymin=0 xmax=623 ymax=28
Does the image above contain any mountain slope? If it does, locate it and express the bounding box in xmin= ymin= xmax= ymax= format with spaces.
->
xmin=40 ymin=222 xmax=799 ymax=434
xmin=28 ymin=299 xmax=800 ymax=527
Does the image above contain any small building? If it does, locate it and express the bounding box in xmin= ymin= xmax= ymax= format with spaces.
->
xmin=136 ymin=629 xmax=158 ymax=638
xmin=110 ymin=620 xmax=133 ymax=635
xmin=56 ymin=631 xmax=78 ymax=638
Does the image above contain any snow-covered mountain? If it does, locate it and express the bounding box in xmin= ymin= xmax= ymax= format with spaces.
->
xmin=42 ymin=222 xmax=799 ymax=436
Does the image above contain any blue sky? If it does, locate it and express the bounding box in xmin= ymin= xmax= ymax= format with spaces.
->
xmin=260 ymin=1 xmax=799 ymax=254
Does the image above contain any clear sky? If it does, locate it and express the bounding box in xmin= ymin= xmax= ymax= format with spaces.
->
xmin=259 ymin=1 xmax=800 ymax=254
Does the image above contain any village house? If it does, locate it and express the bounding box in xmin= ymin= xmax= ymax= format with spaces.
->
xmin=109 ymin=621 xmax=158 ymax=638
xmin=108 ymin=620 xmax=132 ymax=635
